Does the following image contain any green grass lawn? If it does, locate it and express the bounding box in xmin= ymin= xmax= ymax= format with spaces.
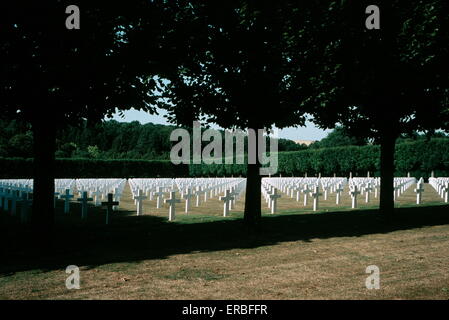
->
xmin=1 ymin=183 xmax=449 ymax=299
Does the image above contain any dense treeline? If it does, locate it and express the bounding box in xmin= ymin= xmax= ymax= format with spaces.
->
xmin=0 ymin=119 xmax=306 ymax=159
xmin=2 ymin=138 xmax=449 ymax=179
xmin=2 ymin=118 xmax=446 ymax=161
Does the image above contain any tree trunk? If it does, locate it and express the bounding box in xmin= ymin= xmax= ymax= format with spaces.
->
xmin=379 ymin=130 xmax=397 ymax=216
xmin=244 ymin=162 xmax=262 ymax=226
xmin=243 ymin=127 xmax=262 ymax=227
xmin=31 ymin=118 xmax=56 ymax=236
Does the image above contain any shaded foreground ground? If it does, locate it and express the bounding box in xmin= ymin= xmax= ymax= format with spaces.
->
xmin=1 ymin=200 xmax=449 ymax=299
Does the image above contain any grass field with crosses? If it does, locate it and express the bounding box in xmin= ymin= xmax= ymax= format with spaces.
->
xmin=1 ymin=182 xmax=449 ymax=300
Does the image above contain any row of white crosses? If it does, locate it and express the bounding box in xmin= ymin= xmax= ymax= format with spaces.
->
xmin=349 ymin=177 xmax=415 ymax=208
xmin=261 ymin=182 xmax=282 ymax=213
xmin=414 ymin=177 xmax=425 ymax=204
xmin=0 ymin=178 xmax=101 ymax=222
xmin=0 ymin=179 xmax=33 ymax=222
xmin=129 ymin=178 xmax=174 ymax=202
xmin=75 ymin=178 xmax=126 ymax=216
xmin=178 ymin=178 xmax=246 ymax=218
xmin=128 ymin=178 xmax=246 ymax=220
xmin=129 ymin=178 xmax=168 ymax=216
xmin=428 ymin=177 xmax=449 ymax=203
xmin=264 ymin=176 xmax=417 ymax=211
xmin=270 ymin=177 xmax=347 ymax=202
xmin=72 ymin=179 xmax=126 ymax=223
xmin=393 ymin=177 xmax=417 ymax=201
xmin=56 ymin=179 xmax=76 ymax=213
xmin=128 ymin=178 xmax=174 ymax=215
xmin=176 ymin=178 xmax=241 ymax=208
xmin=12 ymin=177 xmax=127 ymax=224
xmin=75 ymin=179 xmax=126 ymax=206
xmin=263 ymin=177 xmax=349 ymax=212
xmin=171 ymin=178 xmax=246 ymax=220
xmin=0 ymin=179 xmax=76 ymax=222
xmin=348 ymin=178 xmax=380 ymax=208
xmin=219 ymin=179 xmax=246 ymax=217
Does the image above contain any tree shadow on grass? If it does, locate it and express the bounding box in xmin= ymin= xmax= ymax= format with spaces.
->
xmin=1 ymin=203 xmax=449 ymax=275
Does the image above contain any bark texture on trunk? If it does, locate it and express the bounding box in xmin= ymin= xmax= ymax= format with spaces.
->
xmin=243 ymin=162 xmax=262 ymax=226
xmin=31 ymin=118 xmax=56 ymax=236
xmin=379 ymin=130 xmax=397 ymax=216
xmin=243 ymin=127 xmax=262 ymax=227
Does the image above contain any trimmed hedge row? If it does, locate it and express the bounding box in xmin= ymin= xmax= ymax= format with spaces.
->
xmin=189 ymin=138 xmax=449 ymax=178
xmin=1 ymin=138 xmax=448 ymax=178
xmin=276 ymin=139 xmax=449 ymax=178
xmin=277 ymin=145 xmax=380 ymax=177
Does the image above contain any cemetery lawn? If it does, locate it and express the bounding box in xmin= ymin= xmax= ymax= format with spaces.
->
xmin=1 ymin=201 xmax=449 ymax=300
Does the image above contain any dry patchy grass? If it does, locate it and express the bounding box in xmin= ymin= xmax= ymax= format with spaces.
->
xmin=0 ymin=183 xmax=448 ymax=300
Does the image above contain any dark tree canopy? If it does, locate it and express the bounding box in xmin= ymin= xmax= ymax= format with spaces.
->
xmin=301 ymin=0 xmax=449 ymax=137
xmin=0 ymin=1 xmax=183 ymax=124
xmin=295 ymin=0 xmax=449 ymax=214
xmin=310 ymin=127 xmax=368 ymax=149
xmin=0 ymin=1 xmax=185 ymax=232
xmin=159 ymin=0 xmax=319 ymax=130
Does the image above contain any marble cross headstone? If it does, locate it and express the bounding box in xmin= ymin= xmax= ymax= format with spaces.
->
xmin=393 ymin=183 xmax=401 ymax=201
xmin=302 ymin=184 xmax=312 ymax=206
xmin=442 ymin=183 xmax=449 ymax=203
xmin=153 ymin=187 xmax=164 ymax=209
xmin=229 ymin=187 xmax=238 ymax=210
xmin=269 ymin=189 xmax=281 ymax=214
xmin=350 ymin=186 xmax=361 ymax=209
xmin=133 ymin=189 xmax=147 ymax=216
xmin=60 ymin=189 xmax=74 ymax=214
xmin=295 ymin=186 xmax=301 ymax=202
xmin=311 ymin=185 xmax=322 ymax=211
xmin=323 ymin=184 xmax=329 ymax=201
xmin=77 ymin=191 xmax=93 ymax=219
xmin=335 ymin=184 xmax=344 ymax=205
xmin=364 ymin=184 xmax=373 ymax=203
xmin=414 ymin=182 xmax=424 ymax=204
xmin=113 ymin=187 xmax=122 ymax=211
xmin=219 ymin=189 xmax=234 ymax=217
xmin=102 ymin=193 xmax=119 ymax=225
xmin=195 ymin=186 xmax=204 ymax=207
xmin=92 ymin=188 xmax=102 ymax=206
xmin=165 ymin=191 xmax=180 ymax=221
xmin=183 ymin=187 xmax=193 ymax=213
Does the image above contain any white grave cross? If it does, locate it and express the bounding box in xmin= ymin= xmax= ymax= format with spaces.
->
xmin=102 ymin=193 xmax=119 ymax=225
xmin=60 ymin=189 xmax=74 ymax=214
xmin=350 ymin=186 xmax=361 ymax=209
xmin=414 ymin=182 xmax=424 ymax=204
xmin=183 ymin=187 xmax=193 ymax=213
xmin=77 ymin=191 xmax=93 ymax=219
xmin=133 ymin=189 xmax=148 ymax=216
xmin=153 ymin=187 xmax=164 ymax=209
xmin=311 ymin=186 xmax=322 ymax=211
xmin=269 ymin=189 xmax=282 ymax=214
xmin=335 ymin=184 xmax=344 ymax=205
xmin=219 ymin=190 xmax=235 ymax=217
xmin=165 ymin=191 xmax=180 ymax=221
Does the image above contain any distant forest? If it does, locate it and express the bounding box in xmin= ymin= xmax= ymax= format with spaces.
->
xmin=1 ymin=119 xmax=447 ymax=160
xmin=0 ymin=119 xmax=306 ymax=160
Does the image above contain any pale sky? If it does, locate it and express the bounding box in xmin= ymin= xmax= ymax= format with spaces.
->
xmin=110 ymin=109 xmax=331 ymax=141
